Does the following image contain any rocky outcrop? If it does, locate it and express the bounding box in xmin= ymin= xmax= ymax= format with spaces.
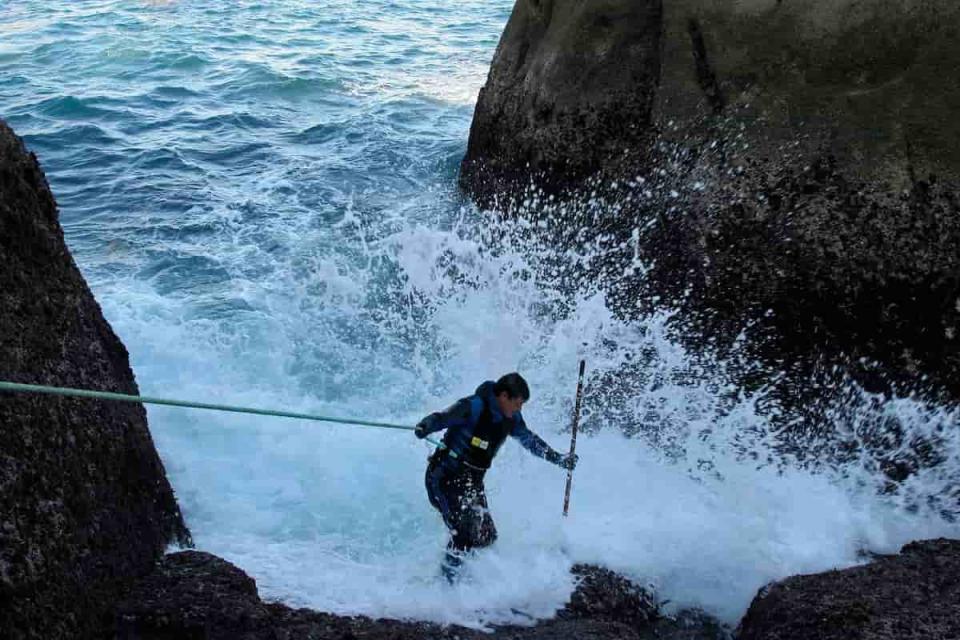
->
xmin=0 ymin=119 xmax=191 ymax=639
xmin=459 ymin=0 xmax=663 ymax=204
xmin=737 ymin=538 xmax=960 ymax=640
xmin=463 ymin=0 xmax=960 ymax=203
xmin=117 ymin=553 xmax=729 ymax=640
xmin=460 ymin=0 xmax=960 ymax=415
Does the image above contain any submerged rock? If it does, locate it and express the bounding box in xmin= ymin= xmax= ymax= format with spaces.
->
xmin=737 ymin=538 xmax=960 ymax=639
xmin=460 ymin=0 xmax=960 ymax=416
xmin=560 ymin=564 xmax=729 ymax=640
xmin=0 ymin=119 xmax=191 ymax=639
xmin=560 ymin=563 xmax=658 ymax=627
xmin=463 ymin=0 xmax=960 ymax=204
xmin=116 ymin=553 xmax=729 ymax=640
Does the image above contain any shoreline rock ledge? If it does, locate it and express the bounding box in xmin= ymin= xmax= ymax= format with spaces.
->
xmin=737 ymin=539 xmax=960 ymax=640
xmin=116 ymin=557 xmax=729 ymax=640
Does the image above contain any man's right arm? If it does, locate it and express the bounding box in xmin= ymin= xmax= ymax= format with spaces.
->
xmin=414 ymin=397 xmax=473 ymax=439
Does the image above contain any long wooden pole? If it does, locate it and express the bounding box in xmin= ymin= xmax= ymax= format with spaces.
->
xmin=562 ymin=359 xmax=586 ymax=517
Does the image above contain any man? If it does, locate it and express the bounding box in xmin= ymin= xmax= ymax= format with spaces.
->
xmin=415 ymin=372 xmax=578 ymax=582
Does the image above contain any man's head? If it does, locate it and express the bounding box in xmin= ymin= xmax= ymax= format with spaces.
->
xmin=494 ymin=372 xmax=530 ymax=418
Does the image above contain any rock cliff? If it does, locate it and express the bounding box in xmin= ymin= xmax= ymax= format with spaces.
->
xmin=463 ymin=0 xmax=960 ymax=202
xmin=460 ymin=0 xmax=663 ymax=202
xmin=460 ymin=0 xmax=960 ymax=414
xmin=0 ymin=119 xmax=191 ymax=639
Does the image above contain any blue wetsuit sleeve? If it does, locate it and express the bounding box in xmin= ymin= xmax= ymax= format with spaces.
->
xmin=417 ymin=397 xmax=473 ymax=436
xmin=511 ymin=414 xmax=563 ymax=464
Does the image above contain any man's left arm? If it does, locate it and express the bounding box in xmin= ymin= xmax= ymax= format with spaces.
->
xmin=511 ymin=415 xmax=577 ymax=470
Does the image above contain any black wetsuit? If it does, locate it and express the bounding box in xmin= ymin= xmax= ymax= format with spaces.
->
xmin=418 ymin=380 xmax=565 ymax=580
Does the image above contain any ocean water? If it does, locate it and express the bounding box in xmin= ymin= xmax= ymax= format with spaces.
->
xmin=2 ymin=0 xmax=959 ymax=630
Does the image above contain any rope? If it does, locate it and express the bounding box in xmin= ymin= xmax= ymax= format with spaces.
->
xmin=0 ymin=380 xmax=453 ymax=454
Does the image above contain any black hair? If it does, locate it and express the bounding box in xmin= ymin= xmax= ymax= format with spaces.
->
xmin=494 ymin=372 xmax=530 ymax=401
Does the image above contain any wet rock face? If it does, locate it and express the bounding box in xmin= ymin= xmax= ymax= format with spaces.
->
xmin=0 ymin=119 xmax=191 ymax=639
xmin=654 ymin=0 xmax=960 ymax=187
xmin=560 ymin=563 xmax=658 ymax=628
xmin=623 ymin=152 xmax=960 ymax=418
xmin=464 ymin=0 xmax=960 ymax=199
xmin=560 ymin=564 xmax=729 ymax=640
xmin=117 ymin=554 xmax=729 ymax=640
xmin=737 ymin=538 xmax=960 ymax=640
xmin=460 ymin=0 xmax=960 ymax=409
xmin=460 ymin=0 xmax=663 ymax=205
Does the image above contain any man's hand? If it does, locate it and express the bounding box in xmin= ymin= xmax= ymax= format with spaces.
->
xmin=558 ymin=453 xmax=578 ymax=471
xmin=414 ymin=421 xmax=428 ymax=439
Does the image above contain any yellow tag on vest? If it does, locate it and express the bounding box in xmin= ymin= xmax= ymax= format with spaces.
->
xmin=470 ymin=436 xmax=489 ymax=450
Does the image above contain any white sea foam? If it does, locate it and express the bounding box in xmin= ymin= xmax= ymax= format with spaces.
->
xmin=99 ymin=202 xmax=960 ymax=629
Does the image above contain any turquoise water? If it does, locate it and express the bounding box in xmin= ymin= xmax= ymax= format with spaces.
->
xmin=3 ymin=0 xmax=959 ymax=629
xmin=1 ymin=0 xmax=508 ymax=413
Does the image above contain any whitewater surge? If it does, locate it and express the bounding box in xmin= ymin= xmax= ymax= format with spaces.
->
xmin=104 ymin=208 xmax=960 ymax=628
xmin=3 ymin=0 xmax=959 ymax=630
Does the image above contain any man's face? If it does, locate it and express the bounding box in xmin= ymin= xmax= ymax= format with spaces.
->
xmin=496 ymin=392 xmax=524 ymax=418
